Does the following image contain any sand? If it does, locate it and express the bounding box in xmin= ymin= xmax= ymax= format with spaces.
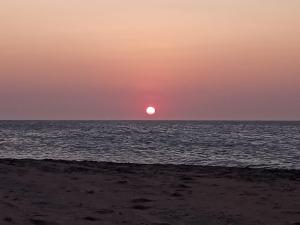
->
xmin=0 ymin=159 xmax=299 ymax=225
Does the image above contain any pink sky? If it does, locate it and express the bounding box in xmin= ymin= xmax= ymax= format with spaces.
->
xmin=0 ymin=0 xmax=300 ymax=120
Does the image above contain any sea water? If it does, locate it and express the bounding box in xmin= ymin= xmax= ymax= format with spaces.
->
xmin=0 ymin=121 xmax=299 ymax=169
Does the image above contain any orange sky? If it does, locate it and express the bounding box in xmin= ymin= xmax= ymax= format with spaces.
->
xmin=0 ymin=0 xmax=300 ymax=120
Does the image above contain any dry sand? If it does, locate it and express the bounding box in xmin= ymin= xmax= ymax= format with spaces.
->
xmin=0 ymin=159 xmax=299 ymax=225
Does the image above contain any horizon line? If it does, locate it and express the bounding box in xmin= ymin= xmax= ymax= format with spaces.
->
xmin=0 ymin=119 xmax=299 ymax=122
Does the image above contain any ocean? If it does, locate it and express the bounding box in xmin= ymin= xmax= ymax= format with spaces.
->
xmin=0 ymin=121 xmax=299 ymax=169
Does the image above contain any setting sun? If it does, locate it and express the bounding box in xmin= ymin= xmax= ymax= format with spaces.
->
xmin=146 ymin=106 xmax=156 ymax=115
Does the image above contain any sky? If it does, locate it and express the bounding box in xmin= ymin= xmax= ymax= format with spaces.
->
xmin=0 ymin=0 xmax=300 ymax=120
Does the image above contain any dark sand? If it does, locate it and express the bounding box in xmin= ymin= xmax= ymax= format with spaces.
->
xmin=0 ymin=159 xmax=299 ymax=225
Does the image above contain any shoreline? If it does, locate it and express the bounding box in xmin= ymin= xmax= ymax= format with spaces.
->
xmin=1 ymin=157 xmax=299 ymax=172
xmin=0 ymin=158 xmax=299 ymax=225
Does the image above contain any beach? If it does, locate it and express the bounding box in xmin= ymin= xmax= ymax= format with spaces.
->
xmin=0 ymin=159 xmax=299 ymax=225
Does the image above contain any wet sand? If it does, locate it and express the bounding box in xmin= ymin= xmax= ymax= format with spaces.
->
xmin=0 ymin=159 xmax=299 ymax=225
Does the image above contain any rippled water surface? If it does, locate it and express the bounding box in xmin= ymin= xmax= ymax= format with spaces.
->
xmin=0 ymin=121 xmax=299 ymax=169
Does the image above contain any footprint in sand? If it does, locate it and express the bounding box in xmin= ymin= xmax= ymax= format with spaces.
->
xmin=171 ymin=192 xmax=182 ymax=197
xmin=131 ymin=198 xmax=153 ymax=203
xmin=83 ymin=216 xmax=99 ymax=221
xmin=130 ymin=198 xmax=154 ymax=210
xmin=30 ymin=218 xmax=60 ymax=225
xmin=96 ymin=209 xmax=114 ymax=214
xmin=3 ymin=217 xmax=13 ymax=223
xmin=131 ymin=205 xmax=151 ymax=210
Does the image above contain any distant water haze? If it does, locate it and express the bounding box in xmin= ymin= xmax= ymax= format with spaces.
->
xmin=0 ymin=0 xmax=300 ymax=120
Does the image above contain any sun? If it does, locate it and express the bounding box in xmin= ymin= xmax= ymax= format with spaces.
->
xmin=146 ymin=106 xmax=156 ymax=115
